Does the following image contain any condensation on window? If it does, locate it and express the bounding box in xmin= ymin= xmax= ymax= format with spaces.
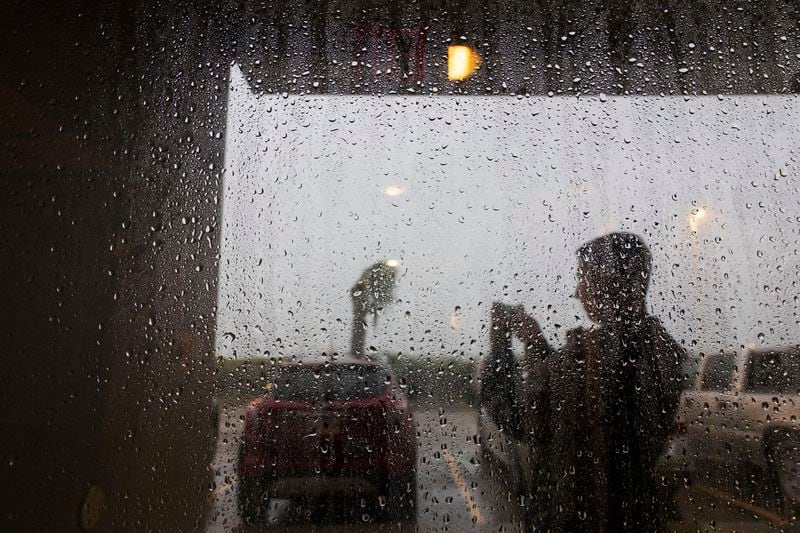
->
xmin=4 ymin=1 xmax=800 ymax=531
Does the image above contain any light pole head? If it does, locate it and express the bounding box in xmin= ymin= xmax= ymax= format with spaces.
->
xmin=688 ymin=207 xmax=708 ymax=232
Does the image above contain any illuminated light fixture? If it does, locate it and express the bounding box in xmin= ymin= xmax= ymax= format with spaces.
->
xmin=449 ymin=307 xmax=463 ymax=330
xmin=385 ymin=259 xmax=400 ymax=268
xmin=383 ymin=185 xmax=405 ymax=196
xmin=448 ymin=45 xmax=481 ymax=81
xmin=688 ymin=207 xmax=707 ymax=232
xmin=600 ymin=218 xmax=618 ymax=234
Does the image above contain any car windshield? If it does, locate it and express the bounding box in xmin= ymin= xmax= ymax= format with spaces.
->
xmin=746 ymin=348 xmax=800 ymax=394
xmin=271 ymin=364 xmax=388 ymax=401
xmin=699 ymin=352 xmax=737 ymax=392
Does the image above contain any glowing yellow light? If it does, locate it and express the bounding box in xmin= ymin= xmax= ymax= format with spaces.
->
xmin=448 ymin=45 xmax=481 ymax=81
xmin=600 ymin=218 xmax=618 ymax=234
xmin=385 ymin=259 xmax=400 ymax=268
xmin=383 ymin=185 xmax=405 ymax=196
xmin=688 ymin=207 xmax=708 ymax=232
xmin=449 ymin=310 xmax=462 ymax=330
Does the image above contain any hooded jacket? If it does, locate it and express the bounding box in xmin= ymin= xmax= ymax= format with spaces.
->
xmin=526 ymin=233 xmax=686 ymax=531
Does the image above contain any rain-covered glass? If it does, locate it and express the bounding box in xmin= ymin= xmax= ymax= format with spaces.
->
xmin=698 ymin=352 xmax=738 ymax=392
xmin=5 ymin=1 xmax=800 ymax=531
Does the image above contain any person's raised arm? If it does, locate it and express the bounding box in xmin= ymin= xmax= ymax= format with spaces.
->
xmin=509 ymin=305 xmax=554 ymax=446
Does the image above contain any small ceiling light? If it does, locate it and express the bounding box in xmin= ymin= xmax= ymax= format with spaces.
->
xmin=448 ymin=45 xmax=481 ymax=81
xmin=385 ymin=259 xmax=400 ymax=268
xmin=688 ymin=207 xmax=708 ymax=232
xmin=449 ymin=307 xmax=463 ymax=330
xmin=383 ymin=185 xmax=405 ymax=196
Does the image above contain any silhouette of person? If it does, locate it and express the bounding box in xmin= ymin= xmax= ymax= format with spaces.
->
xmin=517 ymin=232 xmax=686 ymax=531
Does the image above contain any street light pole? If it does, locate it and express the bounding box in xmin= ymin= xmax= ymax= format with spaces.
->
xmin=688 ymin=205 xmax=709 ymax=349
xmin=349 ymin=260 xmax=399 ymax=358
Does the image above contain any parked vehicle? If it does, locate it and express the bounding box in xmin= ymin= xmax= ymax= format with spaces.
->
xmin=661 ymin=346 xmax=800 ymax=516
xmin=477 ymin=399 xmax=532 ymax=497
xmin=476 ymin=351 xmax=533 ymax=500
xmin=237 ymin=359 xmax=417 ymax=525
xmin=476 ymin=302 xmax=537 ymax=507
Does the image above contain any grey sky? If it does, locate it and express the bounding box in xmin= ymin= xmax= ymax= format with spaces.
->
xmin=217 ymin=64 xmax=800 ymax=360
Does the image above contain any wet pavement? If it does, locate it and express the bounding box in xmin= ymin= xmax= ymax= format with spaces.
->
xmin=205 ymin=402 xmax=524 ymax=532
xmin=205 ymin=402 xmax=787 ymax=532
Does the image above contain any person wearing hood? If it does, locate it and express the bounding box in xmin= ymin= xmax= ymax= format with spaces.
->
xmin=517 ymin=232 xmax=686 ymax=531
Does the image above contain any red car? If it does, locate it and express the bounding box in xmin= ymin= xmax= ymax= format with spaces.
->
xmin=237 ymin=359 xmax=417 ymax=525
